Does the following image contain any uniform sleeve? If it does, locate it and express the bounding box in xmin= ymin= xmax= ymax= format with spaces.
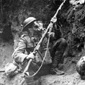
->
xmin=12 ymin=35 xmax=30 ymax=63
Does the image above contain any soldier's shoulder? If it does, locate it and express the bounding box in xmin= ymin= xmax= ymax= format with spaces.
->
xmin=20 ymin=33 xmax=30 ymax=41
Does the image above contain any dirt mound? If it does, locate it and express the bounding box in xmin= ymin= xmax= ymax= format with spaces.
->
xmin=41 ymin=73 xmax=83 ymax=85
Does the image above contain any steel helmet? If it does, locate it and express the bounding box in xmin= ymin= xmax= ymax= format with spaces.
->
xmin=76 ymin=56 xmax=85 ymax=79
xmin=22 ymin=17 xmax=36 ymax=28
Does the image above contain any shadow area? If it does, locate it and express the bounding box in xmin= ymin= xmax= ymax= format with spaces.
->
xmin=29 ymin=63 xmax=52 ymax=79
xmin=25 ymin=63 xmax=52 ymax=85
xmin=34 ymin=63 xmax=51 ymax=79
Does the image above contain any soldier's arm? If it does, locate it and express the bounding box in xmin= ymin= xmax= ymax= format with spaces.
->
xmin=12 ymin=35 xmax=30 ymax=64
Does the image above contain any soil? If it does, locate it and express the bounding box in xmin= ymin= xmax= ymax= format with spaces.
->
xmin=0 ymin=40 xmax=85 ymax=85
xmin=1 ymin=0 xmax=85 ymax=85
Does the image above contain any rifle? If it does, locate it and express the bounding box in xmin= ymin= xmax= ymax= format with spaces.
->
xmin=22 ymin=23 xmax=53 ymax=77
xmin=22 ymin=0 xmax=66 ymax=77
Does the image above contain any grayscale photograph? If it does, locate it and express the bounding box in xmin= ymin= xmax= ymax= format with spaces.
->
xmin=0 ymin=0 xmax=85 ymax=85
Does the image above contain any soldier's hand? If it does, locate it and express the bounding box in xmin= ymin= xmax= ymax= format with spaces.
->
xmin=26 ymin=52 xmax=35 ymax=60
xmin=51 ymin=17 xmax=57 ymax=23
xmin=48 ymin=32 xmax=55 ymax=38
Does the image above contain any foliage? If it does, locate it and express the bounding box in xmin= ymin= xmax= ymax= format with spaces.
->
xmin=1 ymin=0 xmax=54 ymax=26
xmin=1 ymin=0 xmax=85 ymax=55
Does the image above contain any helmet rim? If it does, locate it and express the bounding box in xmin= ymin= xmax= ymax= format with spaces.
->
xmin=22 ymin=17 xmax=36 ymax=29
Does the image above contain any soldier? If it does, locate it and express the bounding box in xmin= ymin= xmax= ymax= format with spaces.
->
xmin=49 ymin=24 xmax=67 ymax=75
xmin=5 ymin=17 xmax=43 ymax=76
xmin=5 ymin=16 xmax=67 ymax=76
xmin=76 ymin=56 xmax=85 ymax=79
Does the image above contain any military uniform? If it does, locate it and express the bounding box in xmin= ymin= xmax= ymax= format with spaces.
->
xmin=12 ymin=31 xmax=42 ymax=64
xmin=50 ymin=25 xmax=67 ymax=75
xmin=5 ymin=17 xmax=44 ymax=76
